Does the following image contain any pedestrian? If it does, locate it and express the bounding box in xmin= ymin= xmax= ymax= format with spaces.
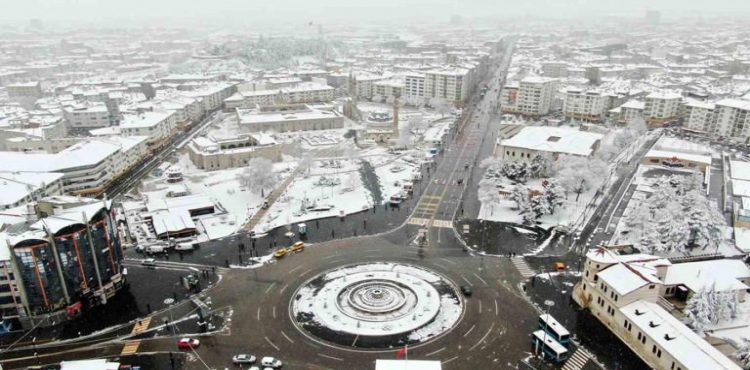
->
xmin=179 ymin=252 xmax=183 ymax=261
xmin=331 ymin=229 xmax=335 ymax=238
xmin=212 ymin=266 xmax=216 ymax=275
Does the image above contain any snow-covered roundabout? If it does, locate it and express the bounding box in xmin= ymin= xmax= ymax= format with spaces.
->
xmin=290 ymin=262 xmax=464 ymax=349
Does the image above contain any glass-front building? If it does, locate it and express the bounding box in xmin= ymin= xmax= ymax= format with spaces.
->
xmin=6 ymin=200 xmax=125 ymax=324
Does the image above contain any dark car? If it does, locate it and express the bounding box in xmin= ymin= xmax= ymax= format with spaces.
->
xmin=460 ymin=285 xmax=472 ymax=297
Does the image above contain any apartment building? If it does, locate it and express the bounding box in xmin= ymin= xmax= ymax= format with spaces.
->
xmin=6 ymin=82 xmax=43 ymax=104
xmin=424 ymin=67 xmax=472 ymax=104
xmin=683 ymin=101 xmax=716 ymax=133
xmin=501 ymin=76 xmax=559 ymax=116
xmin=644 ymin=91 xmax=682 ymax=126
xmin=373 ymin=79 xmax=404 ymax=100
xmin=404 ymin=72 xmax=426 ymax=101
xmin=610 ymin=100 xmax=646 ymax=124
xmin=714 ymin=99 xmax=750 ymax=140
xmin=62 ymin=101 xmax=110 ymax=129
xmin=120 ymin=111 xmax=175 ymax=146
xmin=0 ymin=172 xmax=64 ymax=210
xmin=572 ymin=248 xmax=743 ymax=370
xmin=541 ymin=61 xmax=569 ymax=78
xmin=562 ymin=88 xmax=609 ymax=122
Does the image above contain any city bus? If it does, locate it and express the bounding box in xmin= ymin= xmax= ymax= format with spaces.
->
xmin=531 ymin=330 xmax=569 ymax=362
xmin=538 ymin=314 xmax=571 ymax=345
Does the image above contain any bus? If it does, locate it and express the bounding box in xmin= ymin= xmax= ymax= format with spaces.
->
xmin=531 ymin=330 xmax=568 ymax=362
xmin=538 ymin=314 xmax=571 ymax=345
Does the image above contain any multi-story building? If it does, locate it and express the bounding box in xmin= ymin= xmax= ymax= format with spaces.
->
xmin=424 ymin=67 xmax=472 ymax=104
xmin=714 ymin=99 xmax=750 ymax=140
xmin=373 ymin=80 xmax=404 ymax=100
xmin=63 ymin=101 xmax=110 ymax=129
xmin=644 ymin=92 xmax=682 ymax=126
xmin=610 ymin=100 xmax=646 ymax=124
xmin=120 ymin=111 xmax=175 ymax=147
xmin=224 ymin=83 xmax=334 ymax=110
xmin=572 ymin=248 xmax=743 ymax=370
xmin=187 ymin=133 xmax=282 ymax=170
xmin=236 ymin=105 xmax=344 ymax=133
xmin=501 ymin=76 xmax=559 ymax=116
xmin=6 ymin=82 xmax=43 ymax=107
xmin=683 ymin=101 xmax=716 ymax=134
xmin=541 ymin=61 xmax=569 ymax=78
xmin=0 ymin=197 xmax=126 ymax=329
xmin=562 ymin=88 xmax=609 ymax=122
xmin=183 ymin=83 xmax=237 ymax=112
xmin=0 ymin=172 xmax=64 ymax=210
xmin=404 ymin=72 xmax=426 ymax=102
xmin=0 ymin=137 xmax=148 ymax=196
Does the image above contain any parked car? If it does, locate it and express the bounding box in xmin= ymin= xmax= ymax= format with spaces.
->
xmin=145 ymin=244 xmax=165 ymax=254
xmin=177 ymin=338 xmax=200 ymax=349
xmin=290 ymin=241 xmax=305 ymax=252
xmin=460 ymin=285 xmax=472 ymax=297
xmin=176 ymin=242 xmax=198 ymax=251
xmin=261 ymin=357 xmax=282 ymax=369
xmin=232 ymin=354 xmax=257 ymax=364
xmin=273 ymin=248 xmax=287 ymax=258
xmin=141 ymin=258 xmax=157 ymax=268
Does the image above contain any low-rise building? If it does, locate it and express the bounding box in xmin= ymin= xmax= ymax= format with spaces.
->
xmin=187 ymin=133 xmax=281 ymax=170
xmin=493 ymin=126 xmax=603 ymax=160
xmin=236 ymin=105 xmax=344 ymax=133
xmin=224 ymin=82 xmax=334 ymax=110
xmin=572 ymin=248 xmax=743 ymax=370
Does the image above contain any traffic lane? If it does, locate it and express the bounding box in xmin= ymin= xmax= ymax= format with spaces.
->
xmin=185 ymin=236 xmax=537 ymax=369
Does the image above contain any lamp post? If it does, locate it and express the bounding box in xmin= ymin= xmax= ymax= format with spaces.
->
xmin=164 ymin=298 xmax=175 ymax=335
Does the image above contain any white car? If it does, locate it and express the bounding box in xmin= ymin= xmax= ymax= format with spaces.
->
xmin=232 ymin=354 xmax=256 ymax=364
xmin=261 ymin=357 xmax=282 ymax=369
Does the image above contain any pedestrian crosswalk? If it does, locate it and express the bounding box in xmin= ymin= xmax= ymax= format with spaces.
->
xmin=407 ymin=217 xmax=432 ymax=227
xmin=432 ymin=219 xmax=453 ymax=228
xmin=412 ymin=195 xmax=442 ymax=219
xmin=121 ymin=340 xmax=142 ymax=355
xmin=511 ymin=256 xmax=535 ymax=278
xmin=131 ymin=317 xmax=151 ymax=334
xmin=562 ymin=347 xmax=592 ymax=370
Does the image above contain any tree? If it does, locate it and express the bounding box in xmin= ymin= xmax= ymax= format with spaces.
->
xmin=500 ymin=160 xmax=530 ymax=183
xmin=529 ymin=194 xmax=550 ymax=220
xmin=300 ymin=153 xmax=315 ymax=173
xmin=478 ymin=178 xmax=502 ymax=217
xmin=530 ymin=153 xmax=553 ymax=178
xmin=552 ymin=155 xmax=607 ymax=195
xmin=734 ymin=337 xmax=750 ymax=370
xmin=236 ymin=157 xmax=277 ymax=195
xmin=684 ymin=288 xmax=712 ymax=333
xmin=543 ymin=179 xmax=566 ymax=215
xmin=509 ymin=186 xmax=528 ymax=210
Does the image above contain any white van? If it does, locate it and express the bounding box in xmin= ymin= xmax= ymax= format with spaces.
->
xmin=145 ymin=244 xmax=165 ymax=254
xmin=176 ymin=242 xmax=197 ymax=251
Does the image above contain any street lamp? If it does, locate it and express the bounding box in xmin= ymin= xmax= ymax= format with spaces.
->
xmin=164 ymin=298 xmax=175 ymax=335
xmin=536 ymin=300 xmax=555 ymax=359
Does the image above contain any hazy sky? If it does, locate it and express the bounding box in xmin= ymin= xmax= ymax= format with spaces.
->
xmin=2 ymin=0 xmax=750 ymax=24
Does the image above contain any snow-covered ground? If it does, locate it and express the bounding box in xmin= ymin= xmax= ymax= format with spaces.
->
xmin=130 ymin=153 xmax=289 ymax=243
xmin=478 ymin=177 xmax=600 ymax=230
xmin=374 ymin=158 xmax=422 ymax=201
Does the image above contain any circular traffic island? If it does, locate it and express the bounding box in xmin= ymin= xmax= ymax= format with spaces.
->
xmin=290 ymin=262 xmax=463 ymax=349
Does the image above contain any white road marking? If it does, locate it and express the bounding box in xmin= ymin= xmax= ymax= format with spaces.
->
xmin=494 ymin=300 xmax=498 ymax=316
xmin=328 ymin=259 xmax=344 ymax=264
xmin=300 ymin=269 xmax=313 ymax=276
xmin=442 ymin=356 xmax=459 ymax=364
xmin=440 ymin=258 xmax=457 ymax=265
xmin=432 ymin=262 xmax=448 ymax=270
xmin=364 ymin=255 xmax=380 ymax=258
xmin=322 ymin=255 xmax=338 ymax=259
xmin=272 ymin=306 xmax=276 ymax=318
xmin=287 ymin=265 xmax=304 ymax=274
xmin=265 ymin=336 xmax=280 ymax=351
xmin=256 ymin=307 xmax=261 ymax=321
xmin=279 ymin=284 xmax=289 ymax=295
xmin=463 ymin=324 xmax=475 ymax=337
xmin=425 ymin=347 xmax=445 ymax=357
xmin=470 ymin=323 xmax=495 ymax=351
xmin=478 ymin=300 xmax=482 ymax=313
xmin=461 ymin=275 xmax=473 ymax=286
xmin=404 ymin=257 xmax=419 ymax=261
xmin=265 ymin=282 xmax=277 ymax=294
xmin=281 ymin=331 xmax=295 ymax=343
xmin=318 ymin=354 xmax=343 ymax=361
xmin=473 ymin=273 xmax=488 ymax=286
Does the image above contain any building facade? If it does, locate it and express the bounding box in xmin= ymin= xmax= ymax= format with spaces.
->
xmin=501 ymin=76 xmax=559 ymax=116
xmin=562 ymin=89 xmax=609 ymax=122
xmin=236 ymin=105 xmax=344 ymax=133
xmin=714 ymin=99 xmax=750 ymax=140
xmin=187 ymin=134 xmax=282 ymax=170
xmin=644 ymin=92 xmax=682 ymax=126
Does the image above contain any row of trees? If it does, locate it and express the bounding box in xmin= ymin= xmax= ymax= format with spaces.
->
xmin=624 ymin=174 xmax=725 ymax=254
xmin=684 ymin=285 xmax=740 ymax=333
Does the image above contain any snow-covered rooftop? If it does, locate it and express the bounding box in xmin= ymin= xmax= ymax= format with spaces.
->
xmin=621 ymin=301 xmax=741 ymax=370
xmin=644 ymin=150 xmax=712 ymax=166
xmin=663 ymin=259 xmax=750 ymax=293
xmin=0 ymin=171 xmax=64 ymax=206
xmin=598 ymin=263 xmax=661 ymax=295
xmin=499 ymin=126 xmax=604 ymax=157
xmin=730 ymin=160 xmax=750 ymax=181
xmin=120 ymin=111 xmax=172 ymax=129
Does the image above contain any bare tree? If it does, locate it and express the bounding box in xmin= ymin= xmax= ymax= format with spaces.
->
xmin=236 ymin=157 xmax=277 ymax=195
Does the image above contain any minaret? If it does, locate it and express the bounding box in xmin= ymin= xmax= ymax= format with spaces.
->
xmin=393 ymin=93 xmax=399 ymax=137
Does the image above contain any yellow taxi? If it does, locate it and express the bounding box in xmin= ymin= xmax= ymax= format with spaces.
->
xmin=274 ymin=248 xmax=288 ymax=258
xmin=290 ymin=241 xmax=305 ymax=252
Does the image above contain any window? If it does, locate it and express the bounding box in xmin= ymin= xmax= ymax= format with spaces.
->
xmin=652 ymin=345 xmax=657 ymax=354
xmin=637 ymin=332 xmax=642 ymax=340
xmin=624 ymin=319 xmax=629 ymax=328
xmin=649 ymin=285 xmax=655 ymax=289
xmin=657 ymin=349 xmax=662 ymax=358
